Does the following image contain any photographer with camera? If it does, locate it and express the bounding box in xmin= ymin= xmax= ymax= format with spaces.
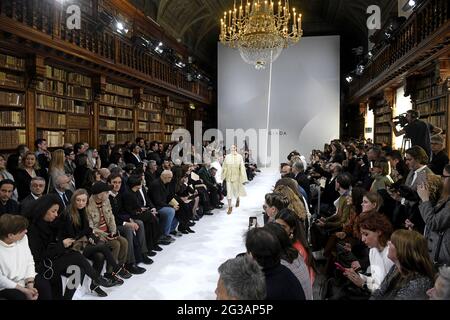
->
xmin=388 ymin=110 xmax=441 ymax=157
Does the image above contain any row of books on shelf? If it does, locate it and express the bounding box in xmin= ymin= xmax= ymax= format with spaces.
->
xmin=0 ymin=129 xmax=26 ymax=149
xmin=117 ymin=133 xmax=134 ymax=144
xmin=117 ymin=120 xmax=133 ymax=131
xmin=99 ymin=119 xmax=116 ymax=130
xmin=140 ymin=101 xmax=161 ymax=112
xmin=427 ymin=115 xmax=447 ymax=131
xmin=165 ymin=116 xmax=184 ymax=125
xmin=0 ymin=71 xmax=24 ymax=88
xmin=0 ymin=53 xmax=25 ymax=71
xmin=416 ymin=85 xmax=447 ymax=100
xmin=99 ymin=133 xmax=116 ymax=144
xmin=36 ymin=94 xmax=88 ymax=114
xmin=168 ymin=101 xmax=185 ymax=109
xmin=36 ymin=111 xmax=66 ymax=128
xmin=100 ymin=94 xmax=133 ymax=107
xmin=105 ymin=83 xmax=133 ymax=97
xmin=138 ymin=110 xmax=161 ymax=122
xmin=140 ymin=132 xmax=161 ymax=142
xmin=374 ymin=135 xmax=390 ymax=144
xmin=374 ymin=105 xmax=391 ymax=115
xmin=374 ymin=125 xmax=391 ymax=134
xmin=165 ymin=124 xmax=183 ymax=133
xmin=38 ymin=130 xmax=65 ymax=147
xmin=46 ymin=66 xmax=66 ymax=82
xmin=67 ymin=85 xmax=92 ymax=100
xmin=68 ymin=72 xmax=92 ymax=87
xmin=142 ymin=94 xmax=162 ymax=104
xmin=0 ymin=110 xmax=25 ymax=127
xmin=416 ymin=97 xmax=447 ymax=114
xmin=375 ymin=114 xmax=391 ymax=123
xmin=165 ymin=108 xmax=185 ymax=117
xmin=0 ymin=91 xmax=24 ymax=106
xmin=37 ymin=80 xmax=65 ymax=95
xmin=138 ymin=122 xmax=161 ymax=132
xmin=37 ymin=80 xmax=92 ymax=100
xmin=99 ymin=106 xmax=132 ymax=118
xmin=163 ymin=133 xmax=175 ymax=142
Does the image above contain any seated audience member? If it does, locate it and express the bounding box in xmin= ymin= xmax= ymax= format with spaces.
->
xmin=49 ymin=149 xmax=70 ymax=193
xmin=173 ymin=174 xmax=196 ymax=234
xmin=13 ymin=152 xmax=46 ymax=201
xmin=99 ymin=141 xmax=115 ymax=169
xmin=60 ymin=189 xmax=131 ymax=296
xmin=280 ymin=163 xmax=294 ymax=179
xmin=145 ymin=160 xmax=159 ymax=187
xmin=73 ymin=153 xmax=91 ymax=190
xmin=215 ymin=255 xmax=266 ymax=300
xmin=198 ymin=165 xmax=223 ymax=209
xmin=86 ymin=148 xmax=102 ymax=170
xmin=0 ymin=179 xmax=19 ymax=216
xmin=98 ymin=168 xmax=111 ymax=183
xmin=149 ymin=170 xmax=177 ymax=241
xmin=417 ymin=164 xmax=450 ymax=267
xmin=125 ymin=144 xmax=143 ymax=166
xmin=20 ymin=177 xmax=46 ymax=218
xmin=371 ymin=229 xmax=434 ymax=300
xmin=0 ymin=154 xmax=18 ymax=201
xmin=385 ymin=150 xmax=409 ymax=185
xmin=51 ymin=174 xmax=73 ymax=211
xmin=429 ymin=135 xmax=449 ymax=175
xmin=245 ymin=227 xmax=305 ymax=300
xmin=370 ymin=160 xmax=393 ymax=192
xmin=427 ymin=266 xmax=450 ymax=300
xmin=64 ymin=148 xmax=76 ymax=176
xmin=273 ymin=184 xmax=307 ymax=222
xmin=343 ymin=212 xmax=394 ymax=294
xmin=263 ymin=193 xmax=289 ymax=223
xmin=275 ymin=208 xmax=316 ymax=285
xmin=27 ymin=195 xmax=113 ymax=300
xmin=274 ymin=178 xmax=310 ymax=223
xmin=85 ymin=182 xmax=129 ymax=276
xmin=123 ymin=175 xmax=166 ymax=251
xmin=0 ymin=214 xmax=52 ymax=300
xmin=109 ymin=174 xmax=155 ymax=267
xmin=5 ymin=145 xmax=29 ymax=177
xmin=147 ymin=141 xmax=162 ymax=165
xmin=292 ymin=161 xmax=311 ymax=203
xmin=265 ymin=222 xmax=313 ymax=300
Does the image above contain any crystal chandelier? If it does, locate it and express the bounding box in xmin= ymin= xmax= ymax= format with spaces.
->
xmin=220 ymin=0 xmax=302 ymax=69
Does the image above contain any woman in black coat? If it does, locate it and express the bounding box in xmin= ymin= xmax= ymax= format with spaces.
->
xmin=13 ymin=151 xmax=47 ymax=201
xmin=27 ymin=194 xmax=113 ymax=299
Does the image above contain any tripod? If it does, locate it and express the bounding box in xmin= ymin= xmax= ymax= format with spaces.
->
xmin=401 ymin=137 xmax=411 ymax=156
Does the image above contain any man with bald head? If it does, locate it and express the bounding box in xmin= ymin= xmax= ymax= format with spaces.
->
xmin=149 ymin=170 xmax=178 ymax=242
xmin=51 ymin=174 xmax=73 ymax=209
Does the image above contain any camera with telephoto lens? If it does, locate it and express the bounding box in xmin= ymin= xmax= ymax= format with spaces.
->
xmin=392 ymin=113 xmax=409 ymax=128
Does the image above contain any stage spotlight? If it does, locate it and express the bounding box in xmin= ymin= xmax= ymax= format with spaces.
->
xmin=345 ymin=76 xmax=353 ymax=83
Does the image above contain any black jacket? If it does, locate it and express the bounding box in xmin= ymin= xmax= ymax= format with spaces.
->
xmin=20 ymin=194 xmax=39 ymax=218
xmin=109 ymin=193 xmax=128 ymax=226
xmin=74 ymin=165 xmax=90 ymax=190
xmin=14 ymin=168 xmax=46 ymax=201
xmin=0 ymin=199 xmax=20 ymax=216
xmin=264 ymin=264 xmax=306 ymax=300
xmin=429 ymin=150 xmax=449 ymax=175
xmin=147 ymin=151 xmax=162 ymax=165
xmin=50 ymin=189 xmax=74 ymax=211
xmin=149 ymin=179 xmax=171 ymax=209
xmin=294 ymin=172 xmax=311 ymax=202
xmin=27 ymin=218 xmax=65 ymax=273
xmin=59 ymin=208 xmax=94 ymax=240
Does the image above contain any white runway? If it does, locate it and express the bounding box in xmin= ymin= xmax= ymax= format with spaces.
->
xmin=76 ymin=168 xmax=279 ymax=300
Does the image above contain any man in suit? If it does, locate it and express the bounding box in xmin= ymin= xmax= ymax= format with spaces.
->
xmin=136 ymin=137 xmax=147 ymax=161
xmin=149 ymin=170 xmax=177 ymax=241
xmin=20 ymin=177 xmax=46 ymax=218
xmin=429 ymin=134 xmax=449 ymax=175
xmin=51 ymin=174 xmax=73 ymax=210
xmin=125 ymin=144 xmax=143 ymax=166
xmin=198 ymin=165 xmax=223 ymax=209
xmin=390 ymin=145 xmax=435 ymax=233
xmin=292 ymin=161 xmax=311 ymax=204
xmin=147 ymin=141 xmax=162 ymax=165
xmin=0 ymin=179 xmax=19 ymax=216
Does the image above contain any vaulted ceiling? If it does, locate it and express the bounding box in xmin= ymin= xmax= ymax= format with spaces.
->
xmin=131 ymin=0 xmax=398 ymax=72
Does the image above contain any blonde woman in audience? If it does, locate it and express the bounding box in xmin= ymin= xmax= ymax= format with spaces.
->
xmin=13 ymin=152 xmax=46 ymax=201
xmin=273 ymin=184 xmax=307 ymax=222
xmin=86 ymin=148 xmax=101 ymax=170
xmin=49 ymin=149 xmax=74 ymax=192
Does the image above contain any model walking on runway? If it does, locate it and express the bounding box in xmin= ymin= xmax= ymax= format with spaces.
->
xmin=222 ymin=145 xmax=248 ymax=214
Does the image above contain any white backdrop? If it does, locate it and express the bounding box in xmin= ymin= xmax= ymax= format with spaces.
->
xmin=218 ymin=36 xmax=340 ymax=166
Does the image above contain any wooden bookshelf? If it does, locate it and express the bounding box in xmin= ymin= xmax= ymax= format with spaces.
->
xmin=98 ymin=82 xmax=135 ymax=145
xmin=35 ymin=64 xmax=92 ymax=147
xmin=0 ymin=52 xmax=27 ymax=150
xmin=371 ymin=93 xmax=393 ymax=146
xmin=414 ymin=77 xmax=449 ymax=135
xmin=136 ymin=92 xmax=163 ymax=142
xmin=163 ymin=100 xmax=186 ymax=143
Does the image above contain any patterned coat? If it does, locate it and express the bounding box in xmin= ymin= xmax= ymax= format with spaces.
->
xmin=85 ymin=195 xmax=117 ymax=238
